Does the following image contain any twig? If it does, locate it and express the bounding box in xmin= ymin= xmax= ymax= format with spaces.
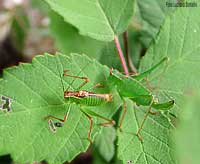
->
xmin=114 ymin=35 xmax=129 ymax=75
xmin=123 ymin=31 xmax=137 ymax=74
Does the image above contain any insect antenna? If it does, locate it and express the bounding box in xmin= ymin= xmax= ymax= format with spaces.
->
xmin=56 ymin=67 xmax=66 ymax=95
xmin=65 ymin=61 xmax=92 ymax=91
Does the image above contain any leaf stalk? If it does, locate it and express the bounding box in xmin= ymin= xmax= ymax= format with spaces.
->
xmin=114 ymin=35 xmax=129 ymax=76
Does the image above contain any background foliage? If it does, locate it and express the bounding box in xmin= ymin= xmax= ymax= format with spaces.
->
xmin=0 ymin=0 xmax=199 ymax=164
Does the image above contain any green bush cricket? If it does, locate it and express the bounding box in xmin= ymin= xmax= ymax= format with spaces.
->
xmin=45 ymin=57 xmax=174 ymax=143
xmin=45 ymin=66 xmax=115 ymax=143
xmin=108 ymin=57 xmax=174 ymax=141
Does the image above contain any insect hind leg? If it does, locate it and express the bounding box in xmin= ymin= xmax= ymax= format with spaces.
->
xmin=136 ymin=97 xmax=154 ymax=142
xmin=80 ymin=110 xmax=93 ymax=145
xmin=80 ymin=108 xmax=115 ymax=145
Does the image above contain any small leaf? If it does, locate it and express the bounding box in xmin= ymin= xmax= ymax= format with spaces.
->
xmin=94 ymin=127 xmax=116 ymax=162
xmin=0 ymin=53 xmax=121 ymax=163
xmin=135 ymin=0 xmax=176 ymax=47
xmin=45 ymin=0 xmax=135 ymax=41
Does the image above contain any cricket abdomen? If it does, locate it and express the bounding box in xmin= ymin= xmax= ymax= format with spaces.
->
xmin=81 ymin=96 xmax=105 ymax=106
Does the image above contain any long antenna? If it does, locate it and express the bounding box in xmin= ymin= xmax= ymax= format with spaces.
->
xmin=65 ymin=61 xmax=91 ymax=91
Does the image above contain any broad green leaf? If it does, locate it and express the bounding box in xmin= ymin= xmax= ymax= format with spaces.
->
xmin=94 ymin=126 xmax=116 ymax=162
xmin=47 ymin=7 xmax=139 ymax=71
xmin=139 ymin=8 xmax=200 ymax=116
xmin=175 ymin=90 xmax=200 ymax=164
xmin=118 ymin=99 xmax=176 ymax=164
xmin=133 ymin=0 xmax=176 ymax=47
xmin=49 ymin=11 xmax=105 ymax=57
xmin=0 ymin=53 xmax=121 ymax=163
xmin=45 ymin=0 xmax=134 ymax=41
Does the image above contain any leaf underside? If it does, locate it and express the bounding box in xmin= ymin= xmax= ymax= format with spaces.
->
xmin=45 ymin=0 xmax=134 ymax=41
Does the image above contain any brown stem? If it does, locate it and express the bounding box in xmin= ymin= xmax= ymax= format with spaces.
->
xmin=114 ymin=35 xmax=129 ymax=75
xmin=123 ymin=31 xmax=137 ymax=74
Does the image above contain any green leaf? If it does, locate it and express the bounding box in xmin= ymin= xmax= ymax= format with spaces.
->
xmin=126 ymin=30 xmax=143 ymax=69
xmin=117 ymin=6 xmax=200 ymax=164
xmin=139 ymin=8 xmax=200 ymax=116
xmin=117 ymin=99 xmax=176 ymax=164
xmin=49 ymin=11 xmax=105 ymax=57
xmin=175 ymin=90 xmax=200 ymax=164
xmin=48 ymin=8 xmax=139 ymax=70
xmin=0 ymin=53 xmax=121 ymax=163
xmin=45 ymin=0 xmax=134 ymax=41
xmin=134 ymin=0 xmax=176 ymax=47
xmin=97 ymin=37 xmax=123 ymax=71
xmin=94 ymin=127 xmax=116 ymax=162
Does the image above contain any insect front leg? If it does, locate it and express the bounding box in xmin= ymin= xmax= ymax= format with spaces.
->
xmin=91 ymin=83 xmax=104 ymax=89
xmin=132 ymin=57 xmax=169 ymax=81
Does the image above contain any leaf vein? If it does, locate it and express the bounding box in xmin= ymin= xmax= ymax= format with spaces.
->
xmin=5 ymin=71 xmax=49 ymax=105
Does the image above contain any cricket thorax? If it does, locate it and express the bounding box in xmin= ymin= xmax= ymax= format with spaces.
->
xmin=64 ymin=90 xmax=89 ymax=98
xmin=64 ymin=90 xmax=112 ymax=103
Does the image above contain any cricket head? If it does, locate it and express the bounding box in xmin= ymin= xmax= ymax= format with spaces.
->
xmin=105 ymin=94 xmax=113 ymax=102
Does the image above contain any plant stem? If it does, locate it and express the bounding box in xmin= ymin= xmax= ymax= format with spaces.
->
xmin=123 ymin=31 xmax=137 ymax=74
xmin=114 ymin=35 xmax=129 ymax=75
